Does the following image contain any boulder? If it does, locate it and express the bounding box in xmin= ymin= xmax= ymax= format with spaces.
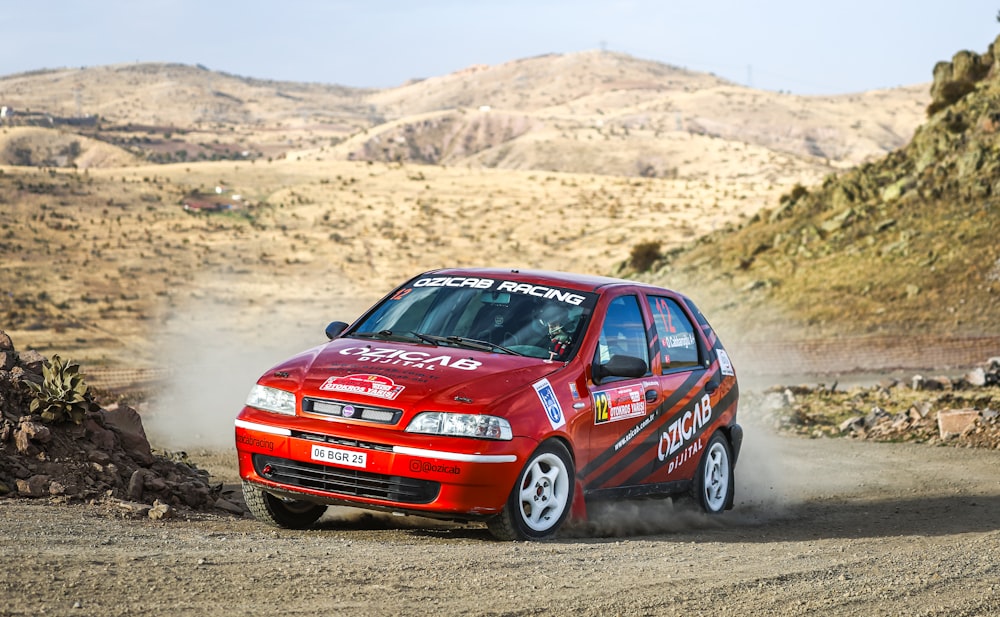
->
xmin=938 ymin=409 xmax=980 ymax=439
xmin=17 ymin=420 xmax=51 ymax=444
xmin=16 ymin=350 xmax=46 ymax=374
xmin=965 ymin=367 xmax=987 ymax=387
xmin=101 ymin=406 xmax=154 ymax=465
xmin=15 ymin=474 xmax=50 ymax=497
xmin=148 ymin=500 xmax=174 ymax=520
xmin=127 ymin=469 xmax=147 ymax=501
xmin=84 ymin=417 xmax=117 ymax=452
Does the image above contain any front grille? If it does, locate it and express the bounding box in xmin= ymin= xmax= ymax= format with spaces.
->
xmin=302 ymin=397 xmax=402 ymax=425
xmin=291 ymin=432 xmax=395 ymax=453
xmin=253 ymin=454 xmax=440 ymax=504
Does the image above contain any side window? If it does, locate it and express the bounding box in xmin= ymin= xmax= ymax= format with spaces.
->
xmin=647 ymin=296 xmax=700 ymax=371
xmin=596 ymin=295 xmax=650 ymax=369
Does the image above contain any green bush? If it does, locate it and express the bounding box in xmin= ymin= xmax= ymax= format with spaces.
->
xmin=23 ymin=355 xmax=100 ymax=424
xmin=780 ymin=183 xmax=809 ymax=205
xmin=629 ymin=241 xmax=662 ymax=272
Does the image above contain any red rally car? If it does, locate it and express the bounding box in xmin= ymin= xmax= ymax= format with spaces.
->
xmin=235 ymin=268 xmax=742 ymax=540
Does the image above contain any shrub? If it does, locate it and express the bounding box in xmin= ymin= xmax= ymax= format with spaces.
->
xmin=629 ymin=241 xmax=662 ymax=272
xmin=23 ymin=355 xmax=100 ymax=424
xmin=780 ymin=183 xmax=809 ymax=205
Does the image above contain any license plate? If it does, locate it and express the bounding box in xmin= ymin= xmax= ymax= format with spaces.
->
xmin=310 ymin=444 xmax=367 ymax=469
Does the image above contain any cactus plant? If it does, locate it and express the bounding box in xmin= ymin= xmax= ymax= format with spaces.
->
xmin=23 ymin=355 xmax=100 ymax=424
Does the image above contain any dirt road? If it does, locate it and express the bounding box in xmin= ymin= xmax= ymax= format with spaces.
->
xmin=2 ymin=421 xmax=999 ymax=617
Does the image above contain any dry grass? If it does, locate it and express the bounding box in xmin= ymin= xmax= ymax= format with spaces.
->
xmin=0 ymin=157 xmax=791 ymax=369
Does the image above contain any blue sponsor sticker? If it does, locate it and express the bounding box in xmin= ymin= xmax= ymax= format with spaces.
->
xmin=533 ymin=378 xmax=565 ymax=430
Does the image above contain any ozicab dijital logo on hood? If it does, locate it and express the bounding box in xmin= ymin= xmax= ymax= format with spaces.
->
xmin=338 ymin=347 xmax=482 ymax=371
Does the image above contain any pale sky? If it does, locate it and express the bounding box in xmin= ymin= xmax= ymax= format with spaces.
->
xmin=1 ymin=0 xmax=998 ymax=95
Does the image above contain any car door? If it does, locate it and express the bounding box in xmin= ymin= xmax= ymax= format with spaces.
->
xmin=578 ymin=292 xmax=663 ymax=494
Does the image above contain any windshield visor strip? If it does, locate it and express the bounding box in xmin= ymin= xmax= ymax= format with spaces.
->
xmin=392 ymin=445 xmax=517 ymax=464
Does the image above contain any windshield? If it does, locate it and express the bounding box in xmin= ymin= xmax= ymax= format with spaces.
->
xmin=351 ymin=276 xmax=598 ymax=360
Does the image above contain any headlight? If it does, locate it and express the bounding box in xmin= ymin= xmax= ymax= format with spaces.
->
xmin=406 ymin=412 xmax=513 ymax=440
xmin=246 ymin=384 xmax=296 ymax=416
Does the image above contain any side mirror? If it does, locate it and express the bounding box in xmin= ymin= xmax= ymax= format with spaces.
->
xmin=325 ymin=321 xmax=349 ymax=340
xmin=593 ymin=354 xmax=648 ymax=383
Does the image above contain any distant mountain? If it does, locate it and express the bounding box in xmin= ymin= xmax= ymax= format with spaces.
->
xmin=0 ymin=52 xmax=927 ymax=182
xmin=347 ymin=50 xmax=926 ymax=179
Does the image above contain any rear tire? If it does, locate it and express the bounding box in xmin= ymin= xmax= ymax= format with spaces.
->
xmin=692 ymin=432 xmax=734 ymax=514
xmin=487 ymin=440 xmax=574 ymax=541
xmin=242 ymin=480 xmax=326 ymax=529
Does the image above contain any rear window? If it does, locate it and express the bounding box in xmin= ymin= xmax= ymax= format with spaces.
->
xmin=647 ymin=296 xmax=700 ymax=370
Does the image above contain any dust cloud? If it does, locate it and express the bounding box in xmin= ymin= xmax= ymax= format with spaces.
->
xmin=143 ymin=276 xmax=372 ymax=451
xmin=574 ymin=399 xmax=827 ymax=539
xmin=578 ymin=309 xmax=841 ymax=539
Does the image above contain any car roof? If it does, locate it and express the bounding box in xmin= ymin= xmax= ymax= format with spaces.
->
xmin=420 ymin=267 xmax=676 ymax=296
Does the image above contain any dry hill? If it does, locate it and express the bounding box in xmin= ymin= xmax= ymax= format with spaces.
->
xmin=2 ymin=52 xmax=927 ymax=183
xmin=637 ymin=35 xmax=1000 ymax=346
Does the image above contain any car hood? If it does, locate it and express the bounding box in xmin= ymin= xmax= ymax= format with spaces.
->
xmin=263 ymin=338 xmax=562 ymax=412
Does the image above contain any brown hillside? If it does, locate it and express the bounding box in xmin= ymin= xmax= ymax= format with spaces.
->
xmin=638 ymin=35 xmax=1000 ymax=345
xmin=356 ymin=51 xmax=927 ymax=176
xmin=0 ymin=126 xmax=139 ymax=168
xmin=0 ymin=63 xmax=374 ymax=165
xmin=0 ymin=63 xmax=371 ymax=126
xmin=0 ymin=156 xmax=784 ymax=369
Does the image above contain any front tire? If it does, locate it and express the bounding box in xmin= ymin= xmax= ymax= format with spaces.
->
xmin=692 ymin=432 xmax=734 ymax=513
xmin=242 ymin=480 xmax=327 ymax=529
xmin=487 ymin=440 xmax=574 ymax=541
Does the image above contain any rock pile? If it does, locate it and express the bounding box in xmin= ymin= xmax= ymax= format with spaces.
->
xmin=749 ymin=357 xmax=1000 ymax=449
xmin=0 ymin=330 xmax=244 ymax=517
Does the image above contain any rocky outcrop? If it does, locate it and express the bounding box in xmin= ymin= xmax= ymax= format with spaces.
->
xmin=0 ymin=330 xmax=245 ymax=517
xmin=928 ymin=37 xmax=999 ymax=115
xmin=749 ymin=357 xmax=1000 ymax=448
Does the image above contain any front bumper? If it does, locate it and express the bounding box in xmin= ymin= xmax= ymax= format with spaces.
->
xmin=235 ymin=408 xmax=530 ymax=519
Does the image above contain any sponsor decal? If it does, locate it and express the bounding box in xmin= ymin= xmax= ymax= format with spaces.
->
xmin=413 ymin=277 xmax=495 ymax=289
xmin=409 ymin=459 xmax=461 ymax=475
xmin=664 ymin=332 xmax=697 ymax=348
xmin=319 ymin=373 xmax=405 ymax=400
xmin=410 ymin=277 xmax=587 ymax=306
xmin=657 ymin=393 xmax=712 ymax=462
xmin=593 ymin=384 xmax=646 ymax=424
xmin=339 ymin=347 xmax=482 ymax=371
xmin=717 ymin=348 xmax=735 ymax=376
xmin=667 ymin=438 xmax=703 ymax=474
xmin=495 ymin=281 xmax=586 ymax=306
xmin=613 ymin=409 xmax=658 ymax=452
xmin=236 ymin=433 xmax=275 ymax=452
xmin=533 ymin=378 xmax=566 ymax=430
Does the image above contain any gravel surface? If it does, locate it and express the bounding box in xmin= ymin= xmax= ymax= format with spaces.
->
xmin=2 ymin=423 xmax=999 ymax=617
